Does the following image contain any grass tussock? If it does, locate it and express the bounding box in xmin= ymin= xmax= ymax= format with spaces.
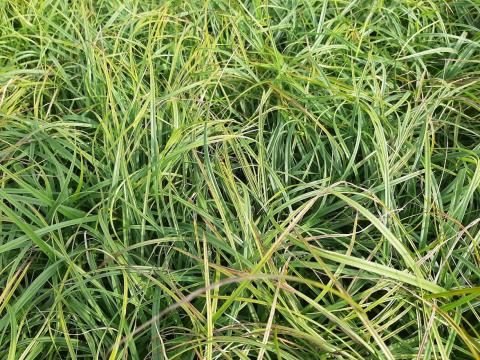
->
xmin=1 ymin=0 xmax=480 ymax=359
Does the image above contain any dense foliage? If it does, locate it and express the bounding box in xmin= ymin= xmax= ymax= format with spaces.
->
xmin=1 ymin=0 xmax=480 ymax=359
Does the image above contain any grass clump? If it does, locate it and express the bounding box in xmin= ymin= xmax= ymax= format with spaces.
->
xmin=1 ymin=0 xmax=480 ymax=359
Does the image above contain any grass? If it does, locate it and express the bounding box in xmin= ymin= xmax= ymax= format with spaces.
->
xmin=1 ymin=0 xmax=480 ymax=358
